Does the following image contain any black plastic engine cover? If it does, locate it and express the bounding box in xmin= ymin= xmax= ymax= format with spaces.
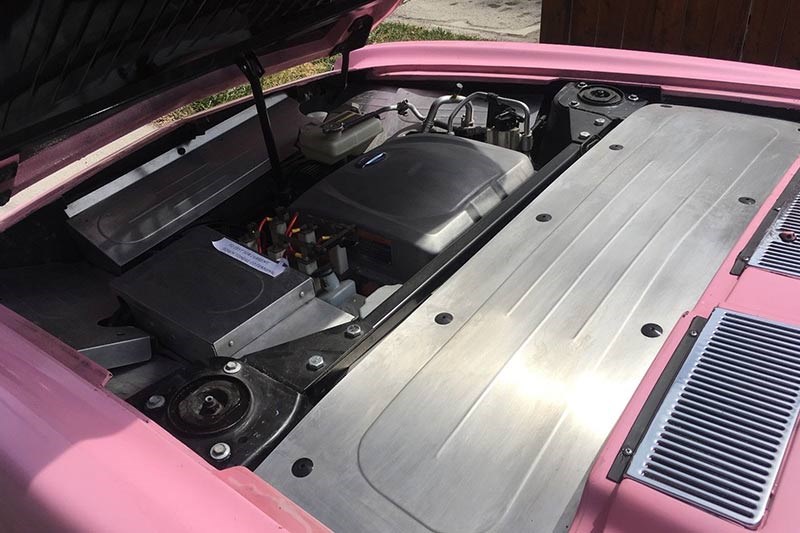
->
xmin=129 ymin=357 xmax=307 ymax=469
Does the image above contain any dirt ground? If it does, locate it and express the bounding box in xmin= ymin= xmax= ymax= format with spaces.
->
xmin=389 ymin=0 xmax=542 ymax=41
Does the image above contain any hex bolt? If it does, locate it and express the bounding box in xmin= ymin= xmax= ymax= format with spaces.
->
xmin=306 ymin=355 xmax=325 ymax=371
xmin=223 ymin=361 xmax=242 ymax=374
xmin=145 ymin=395 xmax=165 ymax=410
xmin=209 ymin=442 xmax=231 ymax=461
xmin=345 ymin=323 xmax=363 ymax=338
xmin=627 ymin=94 xmax=640 ymax=102
xmin=593 ymin=117 xmax=606 ymax=126
xmin=622 ymin=447 xmax=634 ymax=457
xmin=578 ymin=131 xmax=591 ymax=140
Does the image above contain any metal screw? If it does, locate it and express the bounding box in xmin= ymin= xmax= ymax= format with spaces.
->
xmin=622 ymin=447 xmax=634 ymax=457
xmin=145 ymin=395 xmax=165 ymax=410
xmin=627 ymin=94 xmax=640 ymax=102
xmin=292 ymin=457 xmax=314 ymax=478
xmin=210 ymin=442 xmax=231 ymax=461
xmin=594 ymin=117 xmax=606 ymax=126
xmin=578 ymin=131 xmax=591 ymax=140
xmin=689 ymin=330 xmax=699 ymax=338
xmin=435 ymin=312 xmax=454 ymax=325
xmin=306 ymin=355 xmax=325 ymax=371
xmin=576 ymin=81 xmax=587 ymax=89
xmin=223 ymin=361 xmax=242 ymax=374
xmin=641 ymin=323 xmax=663 ymax=338
xmin=227 ymin=339 xmax=235 ymax=347
xmin=569 ymin=100 xmax=579 ymax=107
xmin=345 ymin=323 xmax=363 ymax=338
xmin=299 ymin=291 xmax=306 ymax=299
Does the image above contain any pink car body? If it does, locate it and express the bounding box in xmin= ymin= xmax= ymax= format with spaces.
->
xmin=3 ymin=13 xmax=800 ymax=533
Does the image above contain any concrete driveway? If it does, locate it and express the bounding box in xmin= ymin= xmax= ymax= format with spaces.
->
xmin=388 ymin=0 xmax=541 ymax=41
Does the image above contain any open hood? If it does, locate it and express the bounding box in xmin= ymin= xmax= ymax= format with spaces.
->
xmin=0 ymin=0 xmax=399 ymax=202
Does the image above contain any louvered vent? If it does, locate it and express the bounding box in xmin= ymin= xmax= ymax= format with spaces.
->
xmin=750 ymin=193 xmax=800 ymax=277
xmin=627 ymin=308 xmax=800 ymax=527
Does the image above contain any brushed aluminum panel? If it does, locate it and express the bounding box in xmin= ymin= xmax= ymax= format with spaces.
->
xmin=256 ymin=105 xmax=800 ymax=533
xmin=68 ymin=96 xmax=303 ymax=269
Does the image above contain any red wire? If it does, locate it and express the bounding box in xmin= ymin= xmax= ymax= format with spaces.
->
xmin=285 ymin=213 xmax=299 ymax=236
xmin=255 ymin=215 xmax=271 ymax=253
xmin=256 ymin=212 xmax=299 ymax=255
xmin=285 ymin=212 xmax=299 ymax=256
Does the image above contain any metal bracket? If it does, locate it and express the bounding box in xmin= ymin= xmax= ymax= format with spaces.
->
xmin=237 ymin=52 xmax=284 ymax=187
xmin=331 ymin=16 xmax=374 ymax=93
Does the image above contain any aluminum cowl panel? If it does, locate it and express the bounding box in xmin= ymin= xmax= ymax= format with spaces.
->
xmin=256 ymin=105 xmax=800 ymax=533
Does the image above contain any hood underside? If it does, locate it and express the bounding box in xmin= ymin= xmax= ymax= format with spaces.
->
xmin=0 ymin=0 xmax=397 ymax=191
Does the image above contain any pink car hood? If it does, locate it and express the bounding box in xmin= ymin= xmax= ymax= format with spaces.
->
xmin=0 ymin=0 xmax=400 ymax=204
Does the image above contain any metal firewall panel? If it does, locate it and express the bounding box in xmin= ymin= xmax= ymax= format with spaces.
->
xmin=256 ymin=105 xmax=800 ymax=533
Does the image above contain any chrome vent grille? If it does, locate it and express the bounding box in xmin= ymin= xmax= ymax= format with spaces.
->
xmin=750 ymin=193 xmax=800 ymax=277
xmin=627 ymin=308 xmax=800 ymax=527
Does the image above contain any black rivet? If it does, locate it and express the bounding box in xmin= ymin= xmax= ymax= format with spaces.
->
xmin=609 ymin=144 xmax=624 ymax=151
xmin=177 ymin=146 xmax=186 ymax=155
xmin=536 ymin=213 xmax=552 ymax=222
xmin=641 ymin=323 xmax=663 ymax=338
xmin=738 ymin=196 xmax=756 ymax=205
xmin=435 ymin=312 xmax=453 ymax=325
xmin=291 ymin=458 xmax=314 ymax=478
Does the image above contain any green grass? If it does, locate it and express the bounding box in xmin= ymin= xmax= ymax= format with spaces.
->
xmin=157 ymin=22 xmax=477 ymax=123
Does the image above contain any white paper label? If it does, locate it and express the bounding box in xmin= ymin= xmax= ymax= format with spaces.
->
xmin=212 ymin=238 xmax=287 ymax=277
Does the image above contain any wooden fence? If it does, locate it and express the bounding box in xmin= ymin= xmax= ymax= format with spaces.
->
xmin=540 ymin=0 xmax=800 ymax=69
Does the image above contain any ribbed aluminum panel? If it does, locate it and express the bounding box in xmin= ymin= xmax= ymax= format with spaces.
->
xmin=628 ymin=308 xmax=800 ymax=527
xmin=750 ymin=193 xmax=800 ymax=277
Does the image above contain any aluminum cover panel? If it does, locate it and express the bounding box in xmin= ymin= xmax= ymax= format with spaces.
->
xmin=0 ymin=262 xmax=151 ymax=369
xmin=68 ymin=96 xmax=303 ymax=269
xmin=257 ymin=105 xmax=800 ymax=533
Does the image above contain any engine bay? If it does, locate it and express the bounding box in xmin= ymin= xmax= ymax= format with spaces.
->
xmin=0 ymin=73 xmax=772 ymax=472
